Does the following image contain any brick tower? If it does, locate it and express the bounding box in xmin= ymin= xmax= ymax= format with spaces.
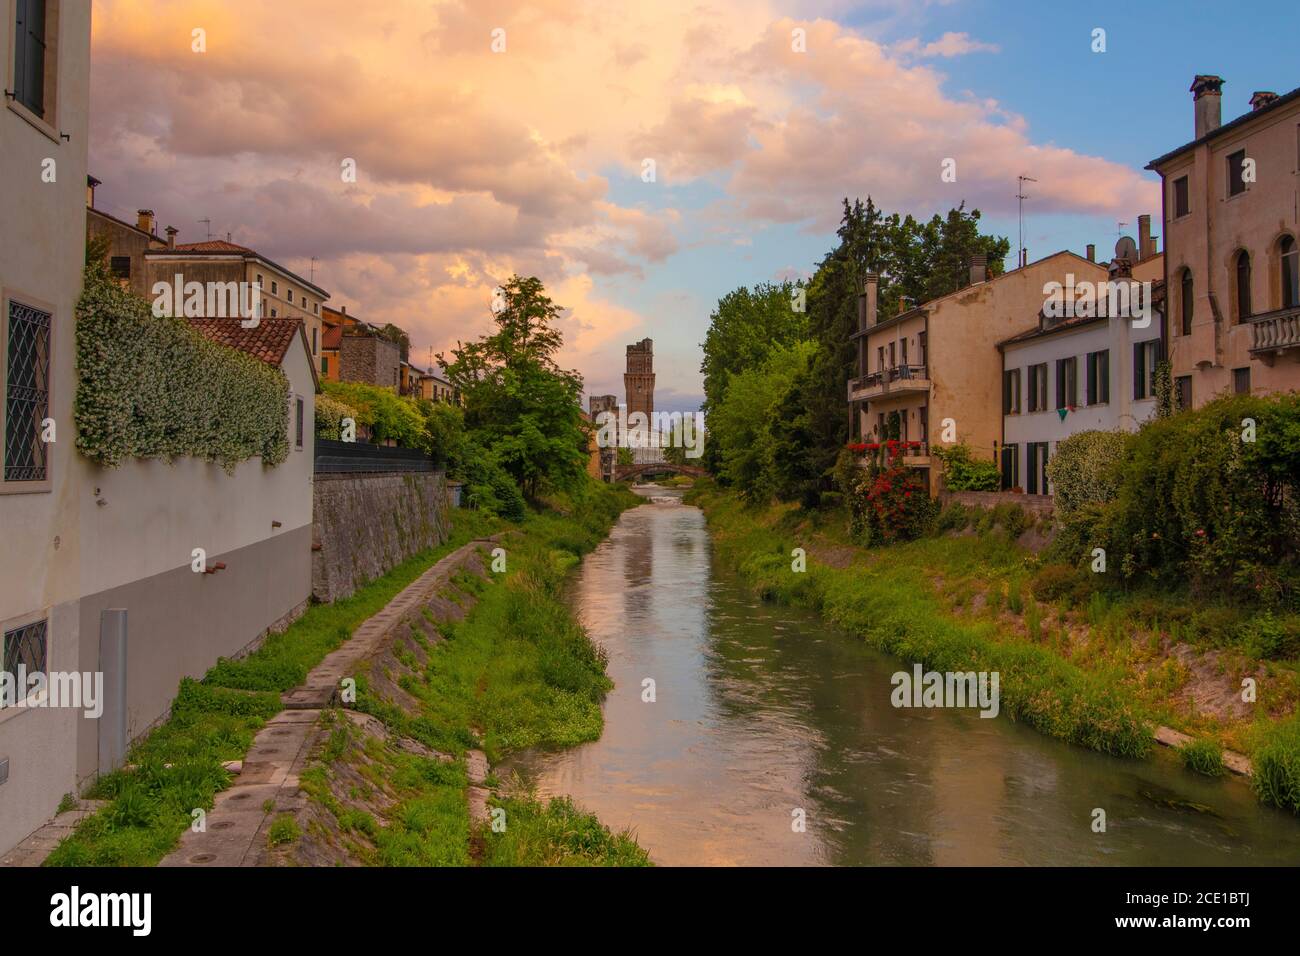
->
xmin=624 ymin=338 xmax=657 ymax=462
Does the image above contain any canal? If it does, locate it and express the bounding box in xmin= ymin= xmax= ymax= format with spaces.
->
xmin=511 ymin=488 xmax=1300 ymax=865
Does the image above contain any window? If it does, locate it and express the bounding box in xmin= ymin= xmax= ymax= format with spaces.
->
xmin=294 ymin=397 xmax=304 ymax=449
xmin=1055 ymin=356 xmax=1077 ymax=410
xmin=876 ymin=346 xmax=884 ymax=373
xmin=271 ymin=308 xmax=278 ymax=318
xmin=1180 ymin=269 xmax=1193 ymax=335
xmin=900 ymin=338 xmax=908 ymax=366
xmin=1026 ymin=442 xmax=1049 ymax=495
xmin=109 ymin=256 xmax=131 ymax=280
xmin=920 ymin=405 xmax=928 ymax=444
xmin=1227 ymin=149 xmax=1247 ymax=197
xmin=313 ymin=303 xmax=318 ymax=314
xmin=1236 ymin=250 xmax=1252 ymax=321
xmin=918 ymin=330 xmax=927 ymax=366
xmin=12 ymin=0 xmax=48 ymax=118
xmin=1028 ymin=363 xmax=1048 ymax=412
xmin=1085 ymin=350 xmax=1109 ymax=405
xmin=321 ymin=356 xmax=329 ymax=375
xmin=1134 ymin=340 xmax=1161 ymax=400
xmin=271 ymin=281 xmax=279 ymax=295
xmin=1233 ymin=367 xmax=1251 ymax=395
xmin=1176 ymin=375 xmax=1192 ymax=411
xmin=1173 ymin=175 xmax=1190 ymax=218
xmin=1002 ymin=368 xmax=1021 ymax=415
xmin=1000 ymin=443 xmax=1020 ymax=491
xmin=1283 ymin=236 xmax=1299 ymax=309
xmin=888 ymin=342 xmax=896 ymax=368
xmin=257 ymin=273 xmax=263 ymax=286
xmin=311 ymin=328 xmax=318 ymax=356
xmin=4 ymin=299 xmax=51 ymax=482
xmin=1 ymin=618 xmax=47 ymax=708
xmin=287 ymin=290 xmax=294 ymax=304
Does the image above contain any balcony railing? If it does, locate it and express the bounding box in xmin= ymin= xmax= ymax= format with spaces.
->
xmin=1248 ymin=305 xmax=1300 ymax=355
xmin=847 ymin=364 xmax=929 ymax=399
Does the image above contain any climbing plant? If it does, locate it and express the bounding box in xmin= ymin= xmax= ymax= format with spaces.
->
xmin=75 ymin=257 xmax=289 ymax=471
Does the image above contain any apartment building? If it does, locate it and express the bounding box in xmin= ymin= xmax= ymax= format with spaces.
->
xmin=849 ymin=252 xmax=1104 ymax=495
xmin=1147 ymin=76 xmax=1300 ymax=407
xmin=998 ymin=235 xmax=1166 ymax=493
xmin=0 ymin=0 xmax=93 ymax=854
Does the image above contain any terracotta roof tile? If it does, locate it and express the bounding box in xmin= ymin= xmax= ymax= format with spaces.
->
xmin=172 ymin=240 xmax=256 ymax=254
xmin=188 ymin=317 xmax=302 ymax=366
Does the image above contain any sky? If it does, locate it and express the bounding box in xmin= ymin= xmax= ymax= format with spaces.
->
xmin=86 ymin=0 xmax=1299 ymax=412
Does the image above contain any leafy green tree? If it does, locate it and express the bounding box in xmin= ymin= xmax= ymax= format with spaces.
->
xmin=439 ymin=275 xmax=587 ymax=498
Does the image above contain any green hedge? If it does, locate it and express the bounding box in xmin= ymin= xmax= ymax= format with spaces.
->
xmin=75 ymin=261 xmax=289 ymax=471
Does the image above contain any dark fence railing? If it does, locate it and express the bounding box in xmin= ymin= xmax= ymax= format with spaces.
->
xmin=314 ymin=439 xmax=437 ymax=474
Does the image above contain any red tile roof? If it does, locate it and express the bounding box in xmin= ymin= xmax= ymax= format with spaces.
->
xmin=188 ymin=317 xmax=303 ymax=366
xmin=322 ymin=323 xmax=342 ymax=350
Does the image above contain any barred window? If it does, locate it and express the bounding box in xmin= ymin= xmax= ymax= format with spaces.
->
xmin=2 ymin=619 xmax=48 ymax=708
xmin=5 ymin=299 xmax=52 ymax=482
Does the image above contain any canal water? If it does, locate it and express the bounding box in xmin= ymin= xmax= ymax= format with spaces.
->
xmin=510 ymin=487 xmax=1300 ymax=865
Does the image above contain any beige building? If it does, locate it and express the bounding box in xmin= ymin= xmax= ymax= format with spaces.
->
xmin=849 ymin=252 xmax=1109 ymax=495
xmin=1148 ymin=76 xmax=1300 ymax=406
xmin=1 ymin=0 xmax=92 ymax=855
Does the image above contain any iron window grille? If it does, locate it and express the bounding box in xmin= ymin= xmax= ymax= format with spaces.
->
xmin=5 ymin=299 xmax=52 ymax=482
xmin=2 ymin=619 xmax=48 ymax=708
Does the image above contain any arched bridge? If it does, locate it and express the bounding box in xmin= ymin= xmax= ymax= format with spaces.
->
xmin=615 ymin=462 xmax=708 ymax=482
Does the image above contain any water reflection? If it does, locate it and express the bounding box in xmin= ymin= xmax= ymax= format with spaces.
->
xmin=510 ymin=490 xmax=1300 ymax=866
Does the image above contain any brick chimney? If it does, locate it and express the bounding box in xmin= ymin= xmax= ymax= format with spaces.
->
xmin=1086 ymin=244 xmax=1095 ymax=262
xmin=1250 ymin=91 xmax=1279 ymax=111
xmin=165 ymin=226 xmax=178 ymax=249
xmin=137 ymin=209 xmax=156 ymax=234
xmin=969 ymin=254 xmax=988 ymax=286
xmin=1137 ymin=215 xmax=1152 ymax=261
xmin=1191 ymin=75 xmax=1224 ymax=139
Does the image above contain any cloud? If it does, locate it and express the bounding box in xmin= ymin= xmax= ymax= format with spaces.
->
xmin=894 ymin=31 xmax=1000 ymax=58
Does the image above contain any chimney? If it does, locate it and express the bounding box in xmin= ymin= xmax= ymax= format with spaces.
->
xmin=1086 ymin=244 xmax=1095 ymax=262
xmin=862 ymin=273 xmax=879 ymax=329
xmin=969 ymin=254 xmax=988 ymax=286
xmin=86 ymin=175 xmax=100 ymax=209
xmin=165 ymin=226 xmax=178 ymax=250
xmin=137 ymin=209 xmax=156 ymax=235
xmin=1250 ymin=91 xmax=1279 ymax=111
xmin=1191 ymin=75 xmax=1224 ymax=139
xmin=1137 ymin=215 xmax=1152 ymax=261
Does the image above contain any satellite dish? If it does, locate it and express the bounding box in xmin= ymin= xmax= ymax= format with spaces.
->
xmin=1115 ymin=236 xmax=1138 ymax=261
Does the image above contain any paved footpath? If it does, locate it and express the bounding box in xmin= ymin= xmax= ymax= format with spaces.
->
xmin=2 ymin=536 xmax=497 ymax=869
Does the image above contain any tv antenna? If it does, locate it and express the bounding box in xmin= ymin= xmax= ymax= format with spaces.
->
xmin=198 ymin=218 xmax=212 ymax=241
xmin=1016 ymin=175 xmax=1037 ymax=268
xmin=1116 ymin=221 xmax=1128 ymax=237
xmin=310 ymin=256 xmax=319 ymax=283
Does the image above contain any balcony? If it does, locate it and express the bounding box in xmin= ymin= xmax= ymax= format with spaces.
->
xmin=852 ymin=439 xmax=931 ymax=468
xmin=847 ymin=364 xmax=930 ymax=402
xmin=1248 ymin=305 xmax=1300 ymax=363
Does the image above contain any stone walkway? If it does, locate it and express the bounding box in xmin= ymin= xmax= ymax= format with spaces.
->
xmin=2 ymin=536 xmax=497 ymax=869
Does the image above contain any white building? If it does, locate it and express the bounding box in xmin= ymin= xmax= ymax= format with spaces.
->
xmin=997 ymin=242 xmax=1165 ymax=494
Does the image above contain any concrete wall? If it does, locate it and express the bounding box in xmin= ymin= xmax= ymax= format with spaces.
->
xmin=312 ymin=472 xmax=451 ymax=604
xmin=0 ymin=0 xmax=92 ymax=855
xmin=940 ymin=490 xmax=1055 ymax=518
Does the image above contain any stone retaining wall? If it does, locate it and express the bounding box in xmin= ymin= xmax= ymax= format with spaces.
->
xmin=312 ymin=471 xmax=451 ymax=603
xmin=939 ymin=489 xmax=1055 ymax=518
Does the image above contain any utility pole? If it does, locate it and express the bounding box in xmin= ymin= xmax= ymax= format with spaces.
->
xmin=1016 ymin=175 xmax=1037 ymax=268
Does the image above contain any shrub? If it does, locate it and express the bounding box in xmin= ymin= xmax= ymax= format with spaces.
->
xmin=1045 ymin=430 xmax=1130 ymax=515
xmin=846 ymin=447 xmax=937 ymax=546
xmin=75 ymin=259 xmax=289 ymax=471
xmin=1180 ymin=739 xmax=1226 ymax=777
xmin=1253 ymin=715 xmax=1300 ymax=814
xmin=1031 ymin=563 xmax=1089 ymax=605
xmin=933 ymin=443 xmax=1000 ymax=491
xmin=321 ymin=380 xmax=425 ymax=447
xmin=314 ymin=394 xmax=357 ymax=441
xmin=934 ymin=502 xmax=972 ymax=534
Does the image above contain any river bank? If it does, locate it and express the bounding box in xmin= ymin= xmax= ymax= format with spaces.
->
xmin=686 ymin=482 xmax=1300 ymax=814
xmin=41 ymin=480 xmax=650 ymax=867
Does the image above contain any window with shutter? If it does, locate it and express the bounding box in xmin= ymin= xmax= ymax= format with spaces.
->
xmin=14 ymin=0 xmax=49 ymax=118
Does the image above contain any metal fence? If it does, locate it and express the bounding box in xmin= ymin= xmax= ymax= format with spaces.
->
xmin=314 ymin=439 xmax=436 ymax=474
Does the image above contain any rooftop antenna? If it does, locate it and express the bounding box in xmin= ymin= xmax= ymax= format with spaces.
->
xmin=198 ymin=218 xmax=212 ymax=241
xmin=1116 ymin=221 xmax=1128 ymax=237
xmin=310 ymin=257 xmax=319 ymax=284
xmin=1016 ymin=175 xmax=1037 ymax=268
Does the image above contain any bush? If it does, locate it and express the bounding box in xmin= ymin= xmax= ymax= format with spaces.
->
xmin=934 ymin=502 xmax=972 ymax=533
xmin=933 ymin=443 xmax=1000 ymax=492
xmin=314 ymin=394 xmax=357 ymax=441
xmin=1045 ymin=430 xmax=1130 ymax=515
xmin=321 ymin=380 xmax=425 ymax=447
xmin=75 ymin=259 xmax=289 ymax=471
xmin=1180 ymin=739 xmax=1226 ymax=777
xmin=846 ymin=449 xmax=937 ymax=546
xmin=1031 ymin=563 xmax=1092 ymax=605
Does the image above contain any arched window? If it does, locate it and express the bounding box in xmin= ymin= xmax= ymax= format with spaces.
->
xmin=1180 ymin=268 xmax=1193 ymax=335
xmin=1235 ymin=250 xmax=1252 ymax=321
xmin=1283 ymin=236 xmax=1299 ymax=310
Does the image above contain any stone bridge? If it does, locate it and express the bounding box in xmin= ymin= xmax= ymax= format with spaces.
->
xmin=615 ymin=462 xmax=708 ymax=482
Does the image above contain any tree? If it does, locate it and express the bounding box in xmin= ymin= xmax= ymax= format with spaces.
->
xmin=378 ymin=323 xmax=411 ymax=364
xmin=438 ymin=275 xmax=587 ymax=498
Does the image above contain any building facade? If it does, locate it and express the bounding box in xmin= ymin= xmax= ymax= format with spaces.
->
xmin=0 ymin=0 xmax=93 ymax=855
xmin=999 ymin=245 xmax=1166 ymax=493
xmin=849 ymin=252 xmax=1105 ymax=495
xmin=624 ymin=338 xmax=660 ymax=464
xmin=588 ymin=394 xmax=619 ymax=481
xmin=1148 ymin=76 xmax=1300 ymax=407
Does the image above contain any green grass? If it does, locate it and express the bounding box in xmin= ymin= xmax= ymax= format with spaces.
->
xmin=1179 ymin=738 xmax=1227 ymax=777
xmin=1254 ymin=715 xmax=1300 ymax=813
xmin=43 ymin=510 xmax=498 ymax=868
xmin=481 ymin=794 xmax=651 ymax=866
xmin=267 ymin=814 xmax=300 ymax=847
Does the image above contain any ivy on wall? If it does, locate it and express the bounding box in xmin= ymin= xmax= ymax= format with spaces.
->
xmin=74 ymin=258 xmax=290 ymax=472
